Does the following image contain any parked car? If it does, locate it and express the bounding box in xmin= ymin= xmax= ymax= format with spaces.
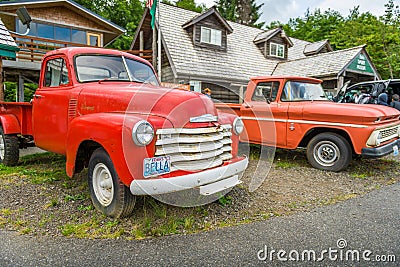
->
xmin=334 ymin=79 xmax=400 ymax=105
xmin=215 ymin=76 xmax=400 ymax=172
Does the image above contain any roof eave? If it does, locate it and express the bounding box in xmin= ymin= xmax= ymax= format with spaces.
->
xmin=182 ymin=7 xmax=233 ymax=33
xmin=0 ymin=0 xmax=126 ymax=33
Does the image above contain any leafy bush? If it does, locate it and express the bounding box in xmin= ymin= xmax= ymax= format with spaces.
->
xmin=4 ymin=82 xmax=37 ymax=102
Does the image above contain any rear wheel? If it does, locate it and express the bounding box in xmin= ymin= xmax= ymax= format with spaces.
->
xmin=0 ymin=126 xmax=19 ymax=166
xmin=307 ymin=133 xmax=352 ymax=172
xmin=88 ymin=148 xmax=136 ymax=218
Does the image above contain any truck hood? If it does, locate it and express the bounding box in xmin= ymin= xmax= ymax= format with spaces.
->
xmin=300 ymin=101 xmax=400 ymax=124
xmin=77 ymin=82 xmax=217 ymax=127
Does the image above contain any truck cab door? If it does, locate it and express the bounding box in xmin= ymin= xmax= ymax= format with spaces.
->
xmin=32 ymin=56 xmax=73 ymax=154
xmin=240 ymin=80 xmax=288 ymax=147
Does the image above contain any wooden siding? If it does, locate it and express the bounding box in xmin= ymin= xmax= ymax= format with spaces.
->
xmin=3 ymin=7 xmax=104 ymax=31
xmin=202 ymin=82 xmax=239 ymax=103
xmin=161 ymin=49 xmax=175 ymax=82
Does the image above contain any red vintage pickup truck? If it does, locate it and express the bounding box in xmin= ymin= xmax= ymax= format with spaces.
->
xmin=0 ymin=47 xmax=248 ymax=217
xmin=216 ymin=76 xmax=400 ymax=171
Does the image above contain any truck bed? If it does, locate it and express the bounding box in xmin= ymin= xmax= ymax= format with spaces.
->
xmin=0 ymin=101 xmax=33 ymax=136
xmin=214 ymin=103 xmax=242 ymax=117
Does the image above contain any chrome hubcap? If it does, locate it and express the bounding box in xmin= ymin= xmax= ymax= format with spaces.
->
xmin=92 ymin=163 xmax=114 ymax=206
xmin=314 ymin=141 xmax=340 ymax=167
xmin=0 ymin=135 xmax=5 ymax=160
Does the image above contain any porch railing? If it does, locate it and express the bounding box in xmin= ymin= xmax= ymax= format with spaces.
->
xmin=10 ymin=33 xmax=152 ymax=64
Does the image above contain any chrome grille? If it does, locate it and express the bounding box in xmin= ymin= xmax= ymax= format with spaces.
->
xmin=155 ymin=124 xmax=233 ymax=172
xmin=379 ymin=124 xmax=399 ymax=143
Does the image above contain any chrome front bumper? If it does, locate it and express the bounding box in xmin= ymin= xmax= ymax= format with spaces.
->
xmin=130 ymin=157 xmax=248 ymax=196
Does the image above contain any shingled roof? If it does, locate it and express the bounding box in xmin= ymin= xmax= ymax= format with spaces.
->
xmin=158 ymin=3 xmax=277 ymax=82
xmin=272 ymin=45 xmax=367 ymax=77
xmin=0 ymin=18 xmax=19 ymax=58
xmin=141 ymin=3 xmax=378 ymax=84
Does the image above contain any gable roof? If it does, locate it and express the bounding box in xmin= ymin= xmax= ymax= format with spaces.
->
xmin=0 ymin=0 xmax=125 ymax=33
xmin=182 ymin=6 xmax=233 ymax=33
xmin=272 ymin=45 xmax=373 ymax=78
xmin=304 ymin=39 xmax=332 ymax=56
xmin=0 ymin=18 xmax=19 ymax=58
xmin=134 ymin=4 xmax=379 ymax=84
xmin=254 ymin=27 xmax=293 ymax=47
xmin=158 ymin=3 xmax=276 ymax=82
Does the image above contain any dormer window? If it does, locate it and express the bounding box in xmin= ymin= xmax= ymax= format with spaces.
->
xmin=270 ymin=42 xmax=285 ymax=58
xmin=201 ymin=27 xmax=222 ymax=46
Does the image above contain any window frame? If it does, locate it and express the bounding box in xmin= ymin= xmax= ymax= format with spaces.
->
xmin=200 ymin=26 xmax=222 ymax=46
xmin=270 ymin=42 xmax=285 ymax=58
xmin=251 ymin=81 xmax=280 ymax=102
xmin=43 ymin=57 xmax=70 ymax=88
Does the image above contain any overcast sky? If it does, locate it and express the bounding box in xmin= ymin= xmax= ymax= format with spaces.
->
xmin=195 ymin=0 xmax=390 ymax=25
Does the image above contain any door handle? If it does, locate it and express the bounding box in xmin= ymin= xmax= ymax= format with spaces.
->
xmin=34 ymin=94 xmax=43 ymax=99
xmin=244 ymin=104 xmax=253 ymax=108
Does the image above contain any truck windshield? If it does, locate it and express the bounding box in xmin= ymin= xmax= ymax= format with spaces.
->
xmin=281 ymin=81 xmax=327 ymax=101
xmin=75 ymin=54 xmax=159 ymax=85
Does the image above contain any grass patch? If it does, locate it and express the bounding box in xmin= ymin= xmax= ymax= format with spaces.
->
xmin=0 ymin=151 xmax=398 ymax=240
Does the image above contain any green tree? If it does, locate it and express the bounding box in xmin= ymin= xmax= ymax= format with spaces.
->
xmin=275 ymin=1 xmax=400 ymax=79
xmin=175 ymin=0 xmax=206 ymax=12
xmin=280 ymin=8 xmax=344 ymax=42
xmin=215 ymin=0 xmax=264 ymax=28
xmin=74 ymin=0 xmax=144 ymax=50
xmin=377 ymin=0 xmax=400 ymax=78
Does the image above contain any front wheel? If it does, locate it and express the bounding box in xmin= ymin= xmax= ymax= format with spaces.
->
xmin=88 ymin=148 xmax=136 ymax=218
xmin=0 ymin=126 xmax=19 ymax=166
xmin=307 ymin=133 xmax=352 ymax=172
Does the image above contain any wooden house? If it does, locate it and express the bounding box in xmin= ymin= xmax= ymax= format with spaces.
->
xmin=0 ymin=0 xmax=125 ymax=101
xmin=131 ymin=4 xmax=380 ymax=103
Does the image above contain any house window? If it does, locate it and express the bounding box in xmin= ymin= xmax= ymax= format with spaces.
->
xmin=87 ymin=32 xmax=101 ymax=47
xmin=16 ymin=19 xmax=90 ymax=45
xmin=200 ymin=27 xmax=222 ymax=46
xmin=270 ymin=42 xmax=285 ymax=58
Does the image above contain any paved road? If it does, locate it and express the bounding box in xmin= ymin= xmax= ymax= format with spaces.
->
xmin=1 ymin=183 xmax=399 ymax=266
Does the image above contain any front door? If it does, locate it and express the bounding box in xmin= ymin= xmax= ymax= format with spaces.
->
xmin=32 ymin=56 xmax=72 ymax=154
xmin=240 ymin=80 xmax=288 ymax=147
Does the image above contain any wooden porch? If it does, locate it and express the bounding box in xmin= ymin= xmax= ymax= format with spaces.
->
xmin=10 ymin=33 xmax=153 ymax=64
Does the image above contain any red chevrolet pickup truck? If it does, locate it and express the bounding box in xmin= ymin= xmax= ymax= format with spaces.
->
xmin=0 ymin=47 xmax=248 ymax=217
xmin=216 ymin=76 xmax=400 ymax=171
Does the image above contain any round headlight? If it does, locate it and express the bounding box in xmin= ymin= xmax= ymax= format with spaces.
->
xmin=132 ymin=120 xmax=154 ymax=146
xmin=233 ymin=117 xmax=244 ymax=135
xmin=376 ymin=132 xmax=382 ymax=146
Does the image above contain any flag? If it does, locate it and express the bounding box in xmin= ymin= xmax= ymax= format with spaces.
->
xmin=147 ymin=0 xmax=157 ymax=29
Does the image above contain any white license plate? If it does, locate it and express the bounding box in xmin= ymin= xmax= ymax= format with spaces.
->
xmin=394 ymin=145 xmax=399 ymax=156
xmin=143 ymin=156 xmax=171 ymax=178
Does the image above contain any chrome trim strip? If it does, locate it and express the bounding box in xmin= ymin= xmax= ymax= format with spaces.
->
xmin=189 ymin=114 xmax=218 ymax=123
xmin=240 ymin=116 xmax=369 ymax=129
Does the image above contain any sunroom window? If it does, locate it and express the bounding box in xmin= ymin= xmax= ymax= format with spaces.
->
xmin=270 ymin=42 xmax=285 ymax=58
xmin=200 ymin=26 xmax=222 ymax=46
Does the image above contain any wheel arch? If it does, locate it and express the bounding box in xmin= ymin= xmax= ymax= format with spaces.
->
xmin=0 ymin=114 xmax=21 ymax=134
xmin=299 ymin=127 xmax=355 ymax=154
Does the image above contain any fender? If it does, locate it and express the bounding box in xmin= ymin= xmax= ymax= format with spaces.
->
xmin=65 ymin=112 xmax=172 ymax=186
xmin=0 ymin=114 xmax=21 ymax=134
xmin=295 ymin=124 xmax=371 ymax=154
